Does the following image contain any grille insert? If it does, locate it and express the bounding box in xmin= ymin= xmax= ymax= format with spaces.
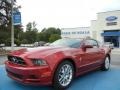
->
xmin=8 ymin=56 xmax=26 ymax=65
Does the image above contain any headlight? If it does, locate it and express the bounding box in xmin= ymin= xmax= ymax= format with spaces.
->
xmin=32 ymin=59 xmax=48 ymax=66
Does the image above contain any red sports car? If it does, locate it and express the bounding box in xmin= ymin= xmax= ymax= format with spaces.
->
xmin=5 ymin=38 xmax=111 ymax=89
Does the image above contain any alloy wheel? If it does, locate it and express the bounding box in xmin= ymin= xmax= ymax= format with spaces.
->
xmin=58 ymin=64 xmax=73 ymax=87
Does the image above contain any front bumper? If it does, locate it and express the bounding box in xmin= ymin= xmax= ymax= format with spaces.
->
xmin=5 ymin=61 xmax=52 ymax=85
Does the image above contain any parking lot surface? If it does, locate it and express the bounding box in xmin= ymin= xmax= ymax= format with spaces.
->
xmin=0 ymin=65 xmax=120 ymax=90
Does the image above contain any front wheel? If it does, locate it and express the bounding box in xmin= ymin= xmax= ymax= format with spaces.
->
xmin=53 ymin=61 xmax=74 ymax=90
xmin=101 ymin=56 xmax=110 ymax=71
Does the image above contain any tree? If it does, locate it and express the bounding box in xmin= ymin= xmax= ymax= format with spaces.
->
xmin=37 ymin=27 xmax=61 ymax=42
xmin=0 ymin=0 xmax=12 ymax=44
xmin=49 ymin=34 xmax=61 ymax=42
xmin=15 ymin=39 xmax=21 ymax=46
xmin=21 ymin=39 xmax=28 ymax=44
xmin=26 ymin=22 xmax=32 ymax=31
xmin=37 ymin=32 xmax=45 ymax=41
xmin=0 ymin=0 xmax=12 ymax=27
xmin=0 ymin=0 xmax=23 ymax=46
xmin=25 ymin=22 xmax=38 ymax=44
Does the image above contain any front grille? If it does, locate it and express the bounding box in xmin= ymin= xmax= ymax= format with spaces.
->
xmin=7 ymin=69 xmax=23 ymax=79
xmin=8 ymin=56 xmax=26 ymax=65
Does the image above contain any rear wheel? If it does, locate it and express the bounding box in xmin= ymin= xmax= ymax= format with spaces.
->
xmin=101 ymin=56 xmax=110 ymax=71
xmin=53 ymin=61 xmax=74 ymax=90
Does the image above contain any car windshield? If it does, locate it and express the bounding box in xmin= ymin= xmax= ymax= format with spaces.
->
xmin=50 ymin=39 xmax=82 ymax=48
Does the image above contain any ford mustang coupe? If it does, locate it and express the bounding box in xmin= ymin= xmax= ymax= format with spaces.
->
xmin=5 ymin=38 xmax=111 ymax=89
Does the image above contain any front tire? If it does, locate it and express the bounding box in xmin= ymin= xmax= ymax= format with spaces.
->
xmin=101 ymin=56 xmax=110 ymax=71
xmin=53 ymin=61 xmax=74 ymax=90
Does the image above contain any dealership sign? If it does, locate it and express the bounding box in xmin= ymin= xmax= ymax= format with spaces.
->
xmin=13 ymin=12 xmax=21 ymax=25
xmin=106 ymin=16 xmax=118 ymax=21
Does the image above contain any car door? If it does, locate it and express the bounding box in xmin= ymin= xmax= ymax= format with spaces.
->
xmin=79 ymin=39 xmax=103 ymax=70
xmin=73 ymin=39 xmax=95 ymax=72
xmin=91 ymin=40 xmax=105 ymax=65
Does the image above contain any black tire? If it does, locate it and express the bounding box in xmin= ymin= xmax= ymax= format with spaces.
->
xmin=53 ymin=61 xmax=74 ymax=90
xmin=101 ymin=56 xmax=110 ymax=71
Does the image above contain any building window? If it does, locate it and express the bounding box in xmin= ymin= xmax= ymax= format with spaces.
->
xmin=87 ymin=31 xmax=90 ymax=34
xmin=81 ymin=31 xmax=84 ymax=34
xmin=66 ymin=32 xmax=70 ymax=34
xmin=72 ymin=32 xmax=76 ymax=34
xmin=79 ymin=31 xmax=82 ymax=34
xmin=84 ymin=31 xmax=90 ymax=34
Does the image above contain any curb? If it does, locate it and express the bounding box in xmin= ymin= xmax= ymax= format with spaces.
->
xmin=112 ymin=49 xmax=120 ymax=52
xmin=0 ymin=54 xmax=7 ymax=56
xmin=111 ymin=53 xmax=120 ymax=55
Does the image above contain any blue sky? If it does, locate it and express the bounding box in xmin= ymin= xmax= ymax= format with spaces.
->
xmin=17 ymin=0 xmax=120 ymax=30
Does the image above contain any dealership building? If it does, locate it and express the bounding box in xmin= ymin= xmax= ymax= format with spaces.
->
xmin=61 ymin=27 xmax=91 ymax=39
xmin=61 ymin=10 xmax=120 ymax=48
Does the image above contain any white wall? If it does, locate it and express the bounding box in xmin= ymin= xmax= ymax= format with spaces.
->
xmin=61 ymin=27 xmax=92 ymax=39
xmin=90 ymin=10 xmax=120 ymax=42
xmin=97 ymin=11 xmax=120 ymax=30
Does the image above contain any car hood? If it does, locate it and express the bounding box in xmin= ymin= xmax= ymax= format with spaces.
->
xmin=9 ymin=46 xmax=71 ymax=58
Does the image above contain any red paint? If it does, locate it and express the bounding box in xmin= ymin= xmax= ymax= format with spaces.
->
xmin=5 ymin=39 xmax=111 ymax=86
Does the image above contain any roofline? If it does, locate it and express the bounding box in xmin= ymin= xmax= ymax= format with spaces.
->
xmin=61 ymin=26 xmax=90 ymax=30
xmin=97 ymin=10 xmax=120 ymax=14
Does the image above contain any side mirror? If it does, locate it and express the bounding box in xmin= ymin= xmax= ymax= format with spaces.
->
xmin=82 ymin=45 xmax=93 ymax=51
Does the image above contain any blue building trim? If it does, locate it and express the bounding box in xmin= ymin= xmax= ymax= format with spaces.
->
xmin=101 ymin=32 xmax=120 ymax=36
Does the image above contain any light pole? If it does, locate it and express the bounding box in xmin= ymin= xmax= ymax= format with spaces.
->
xmin=11 ymin=0 xmax=14 ymax=51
